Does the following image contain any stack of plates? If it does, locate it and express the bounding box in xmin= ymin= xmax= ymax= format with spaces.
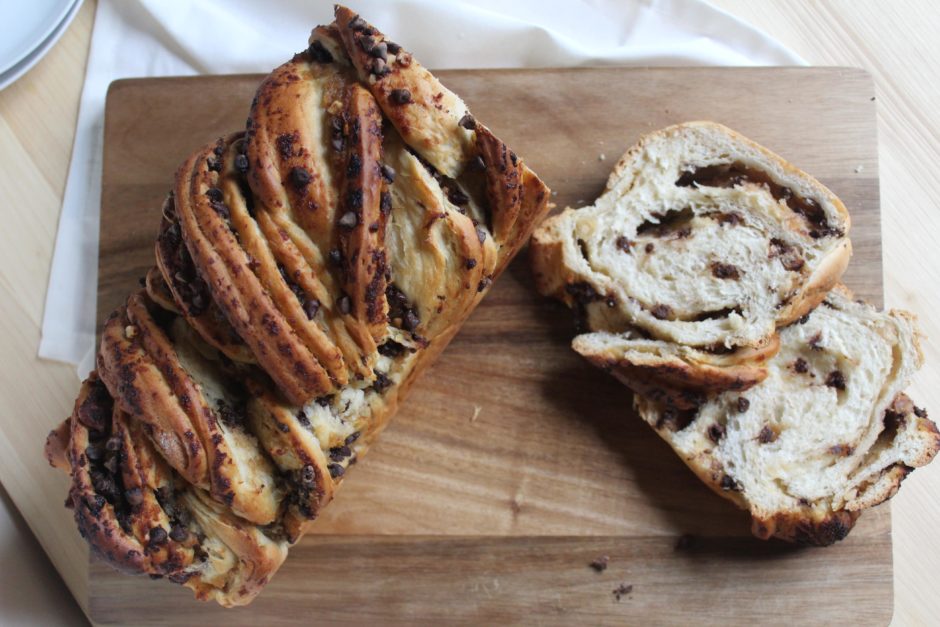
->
xmin=0 ymin=0 xmax=84 ymax=91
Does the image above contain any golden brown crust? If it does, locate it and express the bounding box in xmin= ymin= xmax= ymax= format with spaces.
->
xmin=154 ymin=202 xmax=254 ymax=364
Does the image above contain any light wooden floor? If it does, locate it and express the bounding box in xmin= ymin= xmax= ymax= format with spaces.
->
xmin=0 ymin=1 xmax=937 ymax=624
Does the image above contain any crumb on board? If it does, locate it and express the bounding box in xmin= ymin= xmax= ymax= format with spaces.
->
xmin=854 ymin=165 xmax=864 ymax=173
xmin=589 ymin=555 xmax=609 ymax=572
xmin=598 ymin=153 xmax=606 ymax=161
xmin=470 ymin=404 xmax=482 ymax=423
xmin=613 ymin=583 xmax=633 ymax=601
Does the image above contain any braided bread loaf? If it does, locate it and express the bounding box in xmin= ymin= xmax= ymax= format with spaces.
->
xmin=44 ymin=6 xmax=549 ymax=606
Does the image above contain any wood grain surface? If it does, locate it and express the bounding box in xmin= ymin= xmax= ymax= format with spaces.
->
xmin=79 ymin=67 xmax=890 ymax=625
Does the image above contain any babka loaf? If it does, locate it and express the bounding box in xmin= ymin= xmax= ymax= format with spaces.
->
xmin=531 ymin=121 xmax=851 ymax=404
xmin=44 ymin=5 xmax=550 ymax=605
xmin=531 ymin=122 xmax=937 ymax=544
xmin=633 ymin=288 xmax=939 ymax=545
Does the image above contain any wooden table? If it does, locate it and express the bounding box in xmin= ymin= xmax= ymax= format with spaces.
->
xmin=0 ymin=1 xmax=937 ymax=624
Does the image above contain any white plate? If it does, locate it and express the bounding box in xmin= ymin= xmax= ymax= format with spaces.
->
xmin=0 ymin=0 xmax=78 ymax=76
xmin=0 ymin=0 xmax=82 ymax=91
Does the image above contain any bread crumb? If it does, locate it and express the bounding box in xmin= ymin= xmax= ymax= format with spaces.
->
xmin=589 ymin=555 xmax=609 ymax=572
xmin=470 ymin=405 xmax=482 ymax=423
xmin=598 ymin=153 xmax=606 ymax=161
xmin=854 ymin=165 xmax=864 ymax=173
xmin=612 ymin=583 xmax=633 ymax=601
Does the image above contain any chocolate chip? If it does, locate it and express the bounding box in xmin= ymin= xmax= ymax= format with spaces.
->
xmin=612 ymin=583 xmax=633 ymax=601
xmin=711 ymin=262 xmax=741 ymax=280
xmin=328 ymin=463 xmax=345 ymax=478
xmin=371 ymin=57 xmax=390 ymax=77
xmin=793 ymin=357 xmax=809 ymax=374
xmin=458 ymin=113 xmax=477 ymax=130
xmin=206 ymin=157 xmax=221 ymax=172
xmin=466 ymin=258 xmax=477 ymax=269
xmin=348 ymin=15 xmax=367 ymax=30
xmin=290 ymin=166 xmax=311 ymax=188
xmin=370 ymin=41 xmax=388 ymax=60
xmin=169 ymin=525 xmax=188 ymax=542
xmin=809 ymin=331 xmax=824 ymax=350
xmin=797 ymin=313 xmax=811 ymax=324
xmin=828 ymin=444 xmax=854 ymax=456
xmin=650 ymin=304 xmax=672 ymax=320
xmin=329 ymin=248 xmax=343 ymax=265
xmin=758 ymin=425 xmax=778 ymax=444
xmin=308 ymin=39 xmax=333 ymax=63
xmin=616 ymin=236 xmax=632 ymax=252
xmin=720 ymin=475 xmax=742 ymax=491
xmin=331 ymin=136 xmax=345 ymax=152
xmin=825 ymin=370 xmax=846 ymax=390
xmin=914 ymin=406 xmax=928 ymax=418
xmin=338 ymin=295 xmax=352 ymax=315
xmin=125 ymin=488 xmax=144 ymax=507
xmin=380 ymin=163 xmax=396 ymax=183
xmin=589 ymin=555 xmax=609 ymax=572
xmin=468 ymin=155 xmax=486 ymax=171
xmin=736 ymin=397 xmax=750 ymax=413
xmin=645 ymin=243 xmax=655 ymax=253
xmin=330 ymin=445 xmax=351 ymax=463
xmin=346 ymin=154 xmax=362 ymax=177
xmin=234 ymin=153 xmax=249 ymax=173
xmin=403 ymin=308 xmax=420 ymax=331
xmin=205 ymin=187 xmax=223 ymax=202
xmin=358 ymin=35 xmax=376 ymax=52
xmin=475 ymin=226 xmax=487 ymax=243
xmin=345 ymin=431 xmax=361 ymax=445
xmin=380 ymin=191 xmax=392 ymax=214
xmin=378 ymin=341 xmax=405 ymax=357
xmin=707 ymin=423 xmax=726 ymax=443
xmin=477 ymin=277 xmax=492 ymax=292
xmin=338 ymin=210 xmax=358 ymax=228
xmin=390 ymin=89 xmax=412 ymax=105
xmin=85 ymin=444 xmax=104 ymax=461
xmin=386 ymin=41 xmax=401 ymax=54
xmin=303 ymin=298 xmax=320 ymax=320
xmin=148 ymin=526 xmax=168 ymax=546
xmin=348 ymin=188 xmax=363 ymax=210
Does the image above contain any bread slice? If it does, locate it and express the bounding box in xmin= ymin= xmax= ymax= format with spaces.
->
xmin=531 ymin=121 xmax=851 ymax=397
xmin=634 ymin=288 xmax=939 ymax=544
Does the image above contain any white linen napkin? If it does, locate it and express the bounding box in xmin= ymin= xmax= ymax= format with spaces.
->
xmin=39 ymin=0 xmax=804 ymax=377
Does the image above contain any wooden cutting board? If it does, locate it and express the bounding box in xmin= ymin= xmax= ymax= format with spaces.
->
xmin=86 ymin=67 xmax=885 ymax=625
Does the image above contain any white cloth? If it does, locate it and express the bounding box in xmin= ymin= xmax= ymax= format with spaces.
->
xmin=39 ymin=0 xmax=804 ymax=377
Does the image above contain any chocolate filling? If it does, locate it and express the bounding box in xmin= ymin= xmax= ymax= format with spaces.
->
xmin=675 ymin=162 xmax=843 ymax=239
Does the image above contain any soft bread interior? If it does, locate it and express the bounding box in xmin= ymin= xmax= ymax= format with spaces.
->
xmin=534 ymin=121 xmax=851 ymax=350
xmin=635 ymin=289 xmax=938 ymax=543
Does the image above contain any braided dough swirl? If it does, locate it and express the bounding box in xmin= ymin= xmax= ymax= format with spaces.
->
xmin=44 ymin=6 xmax=550 ymax=606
